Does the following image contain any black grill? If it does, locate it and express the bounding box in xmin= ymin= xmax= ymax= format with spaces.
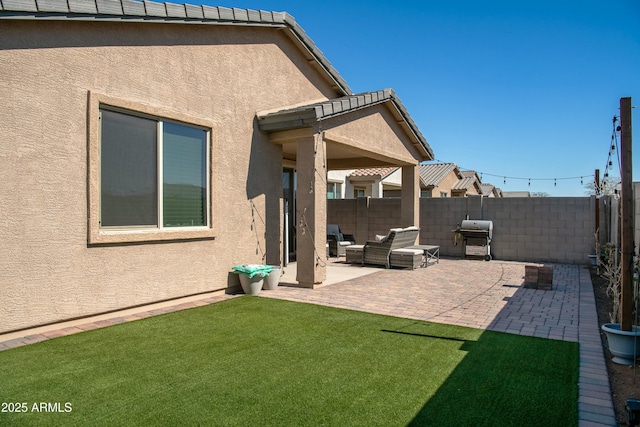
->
xmin=458 ymin=220 xmax=493 ymax=261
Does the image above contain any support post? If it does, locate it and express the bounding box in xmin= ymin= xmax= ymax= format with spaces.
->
xmin=401 ymin=165 xmax=419 ymax=228
xmin=595 ymin=168 xmax=600 ymax=240
xmin=295 ymin=132 xmax=327 ymax=288
xmin=620 ymin=97 xmax=633 ymax=331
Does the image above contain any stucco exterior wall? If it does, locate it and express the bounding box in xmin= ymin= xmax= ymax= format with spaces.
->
xmin=324 ymin=105 xmax=423 ymax=166
xmin=0 ymin=19 xmax=340 ymax=332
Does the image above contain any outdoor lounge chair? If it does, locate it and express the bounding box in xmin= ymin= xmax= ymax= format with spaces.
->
xmin=346 ymin=226 xmax=420 ymax=268
xmin=327 ymin=224 xmax=356 ymax=257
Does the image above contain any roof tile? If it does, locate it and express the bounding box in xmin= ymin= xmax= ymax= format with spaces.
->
xmin=452 ymin=176 xmax=477 ymax=190
xmin=143 ymin=0 xmax=166 ymax=17
xmin=95 ymin=0 xmax=123 ymax=15
xmin=36 ymin=0 xmax=67 ymax=13
xmin=258 ymin=10 xmax=273 ymax=23
xmin=349 ymin=167 xmax=398 ymax=179
xmin=165 ymin=2 xmax=186 ymax=18
xmin=232 ymin=7 xmax=248 ymax=21
xmin=201 ymin=4 xmax=219 ymax=19
xmin=419 ymin=163 xmax=458 ymax=187
xmin=246 ymin=9 xmax=260 ymax=22
xmin=184 ymin=3 xmax=203 ymax=19
xmin=217 ymin=6 xmax=233 ymax=20
xmin=2 ymin=0 xmax=38 ymax=12
xmin=121 ymin=0 xmax=144 ymax=15
xmin=68 ymin=0 xmax=97 ymax=14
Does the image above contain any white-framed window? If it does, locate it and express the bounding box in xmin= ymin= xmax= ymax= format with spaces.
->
xmin=88 ymin=92 xmax=215 ymax=244
xmin=327 ymin=182 xmax=342 ymax=199
xmin=440 ymin=191 xmax=448 ymax=197
xmin=100 ymin=108 xmax=209 ymax=229
xmin=354 ymin=187 xmax=366 ymax=198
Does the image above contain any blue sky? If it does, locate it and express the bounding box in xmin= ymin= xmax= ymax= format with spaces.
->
xmin=209 ymin=0 xmax=639 ymax=196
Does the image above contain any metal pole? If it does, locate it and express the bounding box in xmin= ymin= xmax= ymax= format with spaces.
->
xmin=620 ymin=97 xmax=633 ymax=331
xmin=596 ymin=168 xmax=600 ymax=241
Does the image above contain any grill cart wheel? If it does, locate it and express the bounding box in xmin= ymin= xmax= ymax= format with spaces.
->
xmin=484 ymin=254 xmax=492 ymax=261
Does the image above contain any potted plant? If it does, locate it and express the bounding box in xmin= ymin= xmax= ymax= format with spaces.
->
xmin=232 ymin=265 xmax=272 ymax=296
xmin=598 ymin=244 xmax=640 ymax=365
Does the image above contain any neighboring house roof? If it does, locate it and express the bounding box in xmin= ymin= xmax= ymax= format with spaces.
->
xmin=0 ymin=0 xmax=351 ymax=95
xmin=502 ymin=191 xmax=531 ymax=197
xmin=257 ymin=89 xmax=433 ymax=160
xmin=419 ymin=163 xmax=460 ymax=188
xmin=348 ymin=167 xmax=398 ymax=179
xmin=480 ymin=183 xmax=503 ymax=197
xmin=452 ymin=177 xmax=478 ymax=191
xmin=460 ymin=170 xmax=481 ymax=182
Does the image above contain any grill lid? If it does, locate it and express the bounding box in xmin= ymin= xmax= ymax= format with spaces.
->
xmin=459 ymin=220 xmax=493 ymax=239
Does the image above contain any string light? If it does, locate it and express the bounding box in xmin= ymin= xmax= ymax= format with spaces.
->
xmin=426 ymin=110 xmax=624 ymax=191
xmin=600 ymin=115 xmax=621 ymax=187
xmin=425 ymin=158 xmax=592 ymax=187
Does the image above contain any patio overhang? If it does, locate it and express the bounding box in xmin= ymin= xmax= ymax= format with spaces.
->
xmin=257 ymin=89 xmax=433 ymax=288
xmin=258 ymin=88 xmax=433 ymax=167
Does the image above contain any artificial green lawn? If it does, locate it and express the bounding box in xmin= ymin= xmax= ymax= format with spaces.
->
xmin=0 ymin=297 xmax=578 ymax=426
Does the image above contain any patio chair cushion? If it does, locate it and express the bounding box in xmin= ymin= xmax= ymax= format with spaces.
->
xmin=390 ymin=248 xmax=422 ymax=256
xmin=389 ymin=248 xmax=423 ymax=269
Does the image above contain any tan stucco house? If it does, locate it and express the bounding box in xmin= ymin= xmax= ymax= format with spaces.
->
xmin=0 ymin=1 xmax=433 ymax=333
xmin=419 ymin=163 xmax=462 ymax=197
xmin=327 ymin=167 xmax=401 ymax=198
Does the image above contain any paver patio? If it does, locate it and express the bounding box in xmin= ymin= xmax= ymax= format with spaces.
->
xmin=0 ymin=258 xmax=616 ymax=426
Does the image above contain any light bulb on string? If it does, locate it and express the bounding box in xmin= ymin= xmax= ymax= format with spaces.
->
xmin=528 ymin=179 xmax=531 ymax=187
xmin=554 ymin=179 xmax=557 ymax=187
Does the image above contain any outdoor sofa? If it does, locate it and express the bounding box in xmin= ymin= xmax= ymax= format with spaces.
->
xmin=346 ymin=226 xmax=421 ymax=269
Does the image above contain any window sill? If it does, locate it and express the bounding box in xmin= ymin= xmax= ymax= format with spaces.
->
xmin=88 ymin=227 xmax=216 ymax=245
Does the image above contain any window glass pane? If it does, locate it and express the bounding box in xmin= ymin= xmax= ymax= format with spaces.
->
xmin=162 ymin=122 xmax=207 ymax=227
xmin=100 ymin=110 xmax=157 ymax=227
xmin=327 ymin=183 xmax=335 ymax=199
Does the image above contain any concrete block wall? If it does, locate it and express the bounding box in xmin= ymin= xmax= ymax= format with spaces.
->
xmin=328 ymin=196 xmax=598 ymax=264
xmin=476 ymin=197 xmax=595 ymax=264
xmin=326 ymin=199 xmax=357 ymax=238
